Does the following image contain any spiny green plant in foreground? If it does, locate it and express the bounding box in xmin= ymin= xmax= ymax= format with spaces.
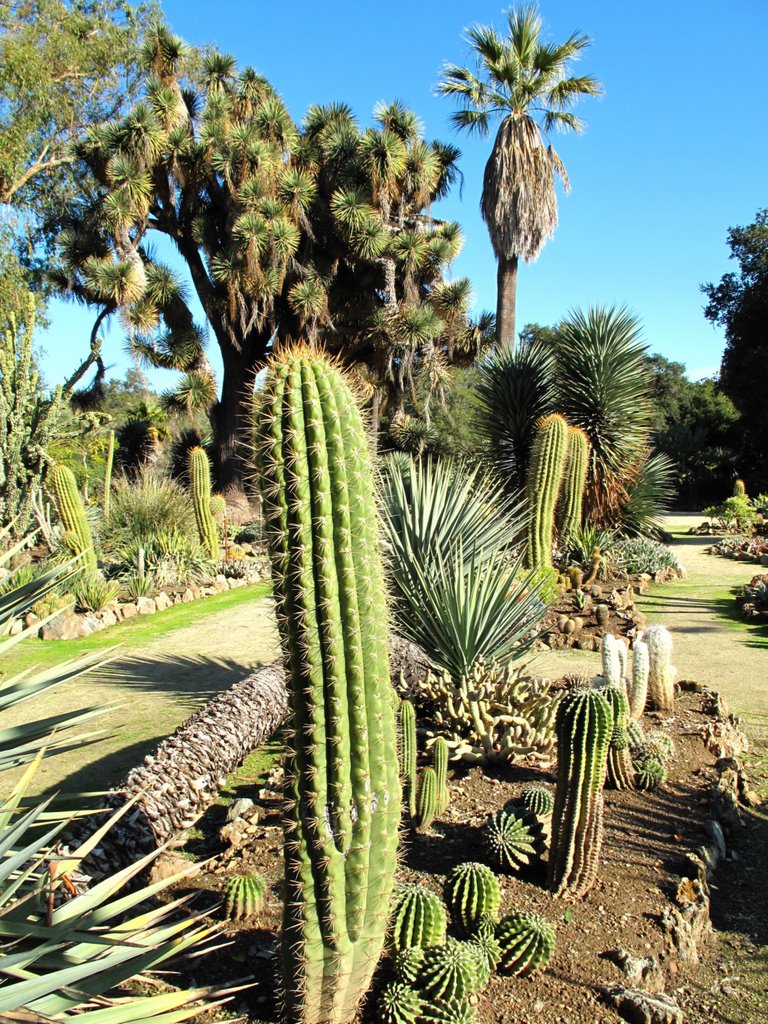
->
xmin=189 ymin=446 xmax=219 ymax=560
xmin=419 ymin=938 xmax=477 ymax=1000
xmin=224 ymin=871 xmax=266 ymax=922
xmin=548 ymin=688 xmax=613 ymax=899
xmin=51 ymin=464 xmax=97 ymax=570
xmin=483 ymin=806 xmax=547 ymax=872
xmin=389 ymin=885 xmax=447 ymax=951
xmin=525 ymin=413 xmax=568 ymax=568
xmin=256 ymin=348 xmax=400 ymax=1024
xmin=495 ymin=912 xmax=555 ymax=977
xmin=376 ymin=981 xmax=423 ymax=1024
xmin=444 ymin=862 xmax=500 ymax=936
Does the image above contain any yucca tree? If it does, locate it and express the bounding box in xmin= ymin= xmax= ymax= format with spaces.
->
xmin=438 ymin=3 xmax=601 ymax=350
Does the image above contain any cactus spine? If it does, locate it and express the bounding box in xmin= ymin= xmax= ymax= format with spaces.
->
xmin=189 ymin=446 xmax=218 ymax=560
xmin=495 ymin=912 xmax=555 ymax=977
xmin=51 ymin=465 xmax=97 ymax=571
xmin=256 ymin=350 xmax=400 ymax=1024
xmin=525 ymin=414 xmax=569 ymax=568
xmin=444 ymin=862 xmax=500 ymax=937
xmin=389 ymin=885 xmax=447 ymax=951
xmin=102 ymin=429 xmax=114 ymax=522
xmin=603 ymin=687 xmax=635 ymax=790
xmin=556 ymin=426 xmax=590 ymax=544
xmin=399 ymin=700 xmax=418 ymax=818
xmin=644 ymin=625 xmax=676 ymax=711
xmin=482 ymin=807 xmax=546 ymax=873
xmin=629 ymin=640 xmax=649 ymax=719
xmin=548 ymin=689 xmax=613 ymax=899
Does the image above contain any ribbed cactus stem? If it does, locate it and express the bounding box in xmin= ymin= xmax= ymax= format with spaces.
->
xmin=600 ymin=634 xmax=623 ymax=688
xmin=389 ymin=885 xmax=447 ymax=951
xmin=189 ymin=446 xmax=218 ymax=560
xmin=495 ymin=912 xmax=555 ymax=977
xmin=556 ymin=426 xmax=590 ymax=544
xmin=603 ymin=687 xmax=635 ymax=790
xmin=432 ymin=736 xmax=449 ymax=815
xmin=548 ymin=688 xmax=612 ymax=899
xmin=644 ymin=625 xmax=676 ymax=712
xmin=416 ymin=767 xmax=438 ymax=830
xmin=102 ymin=429 xmax=114 ymax=522
xmin=444 ymin=862 xmax=500 ymax=937
xmin=629 ymin=640 xmax=649 ymax=719
xmin=733 ymin=478 xmax=746 ymax=497
xmin=525 ymin=414 xmax=569 ymax=568
xmin=256 ymin=349 xmax=400 ymax=1024
xmin=399 ymin=700 xmax=418 ymax=818
xmin=51 ymin=465 xmax=97 ymax=571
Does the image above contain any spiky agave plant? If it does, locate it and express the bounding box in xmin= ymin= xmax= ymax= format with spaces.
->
xmin=256 ymin=348 xmax=400 ymax=1024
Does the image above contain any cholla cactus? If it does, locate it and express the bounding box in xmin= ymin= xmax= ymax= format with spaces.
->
xmin=421 ymin=659 xmax=559 ymax=765
xmin=644 ymin=625 xmax=676 ymax=711
xmin=390 ymin=885 xmax=447 ymax=951
xmin=420 ymin=938 xmax=477 ymax=1000
xmin=51 ymin=465 xmax=97 ymax=571
xmin=525 ymin=413 xmax=569 ymax=568
xmin=377 ymin=982 xmax=423 ymax=1024
xmin=557 ymin=426 xmax=590 ymax=545
xmin=224 ymin=871 xmax=266 ymax=922
xmin=629 ymin=639 xmax=649 ymax=719
xmin=548 ymin=688 xmax=613 ymax=899
xmin=482 ymin=807 xmax=546 ymax=873
xmin=602 ymin=687 xmax=635 ymax=790
xmin=256 ymin=350 xmax=400 ymax=1024
xmin=444 ymin=862 xmax=500 ymax=937
xmin=495 ymin=912 xmax=555 ymax=977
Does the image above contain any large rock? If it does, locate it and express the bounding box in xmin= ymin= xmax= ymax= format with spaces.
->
xmin=118 ymin=602 xmax=138 ymax=620
xmin=607 ymin=988 xmax=683 ymax=1024
xmin=154 ymin=591 xmax=172 ymax=612
xmin=135 ymin=596 xmax=157 ymax=615
xmin=40 ymin=610 xmax=83 ymax=641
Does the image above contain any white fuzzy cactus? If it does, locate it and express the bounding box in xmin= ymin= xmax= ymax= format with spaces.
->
xmin=629 ymin=639 xmax=650 ymax=719
xmin=600 ymin=634 xmax=624 ymax=689
xmin=644 ymin=625 xmax=676 ymax=711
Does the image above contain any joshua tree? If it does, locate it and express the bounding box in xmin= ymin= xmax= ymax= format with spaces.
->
xmin=438 ymin=3 xmax=601 ymax=350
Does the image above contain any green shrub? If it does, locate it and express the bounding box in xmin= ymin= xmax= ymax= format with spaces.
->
xmin=73 ymin=572 xmax=121 ymax=612
xmin=116 ymin=530 xmax=214 ymax=588
xmin=564 ymin=524 xmax=615 ymax=567
xmin=609 ymin=537 xmax=683 ymax=577
xmin=103 ymin=474 xmax=196 ymax=551
xmin=703 ymin=495 xmax=756 ymax=533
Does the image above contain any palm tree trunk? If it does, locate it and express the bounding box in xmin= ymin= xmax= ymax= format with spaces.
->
xmin=496 ymin=253 xmax=518 ymax=352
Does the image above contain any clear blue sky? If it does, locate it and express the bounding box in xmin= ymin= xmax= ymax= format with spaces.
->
xmin=39 ymin=0 xmax=768 ymax=388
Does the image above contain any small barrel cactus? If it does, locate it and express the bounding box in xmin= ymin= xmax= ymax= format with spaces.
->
xmin=634 ymin=754 xmax=666 ymax=791
xmin=377 ymin=981 xmax=423 ymax=1024
xmin=603 ymin=687 xmax=635 ymax=790
xmin=644 ymin=625 xmax=676 ymax=711
xmin=223 ymin=871 xmax=266 ymax=922
xmin=483 ymin=807 xmax=546 ymax=873
xmin=465 ymin=928 xmax=501 ymax=979
xmin=629 ymin=639 xmax=649 ymax=719
xmin=399 ymin=699 xmax=418 ymax=818
xmin=516 ymin=784 xmax=554 ymax=819
xmin=525 ymin=413 xmax=569 ymax=569
xmin=626 ymin=718 xmax=645 ymax=751
xmin=645 ymin=730 xmax=675 ymax=763
xmin=393 ymin=946 xmax=426 ymax=985
xmin=390 ymin=884 xmax=447 ymax=951
xmin=495 ymin=911 xmax=555 ymax=977
xmin=415 ymin=767 xmax=438 ymax=830
xmin=420 ymin=999 xmax=476 ymax=1024
xmin=444 ymin=862 xmax=501 ymax=937
xmin=548 ymin=688 xmax=613 ymax=899
xmin=419 ymin=938 xmax=476 ymax=1001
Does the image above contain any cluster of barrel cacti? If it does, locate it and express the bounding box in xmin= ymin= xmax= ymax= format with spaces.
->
xmin=627 ymin=720 xmax=675 ymax=791
xmin=256 ymin=349 xmax=401 ymax=1024
xmin=380 ymin=865 xmax=555 ymax=1024
xmin=419 ymin=659 xmax=559 ymax=765
xmin=399 ymin=699 xmax=450 ymax=829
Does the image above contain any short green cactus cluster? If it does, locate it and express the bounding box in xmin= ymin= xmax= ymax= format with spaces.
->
xmin=634 ymin=756 xmax=666 ymax=791
xmin=51 ymin=464 xmax=97 ymax=571
xmin=420 ymin=938 xmax=476 ymax=1001
xmin=482 ymin=806 xmax=546 ymax=873
xmin=444 ymin=862 xmax=500 ymax=937
xmin=495 ymin=911 xmax=555 ymax=977
xmin=189 ymin=446 xmax=219 ymax=560
xmin=602 ymin=686 xmax=636 ymax=791
xmin=627 ymin=722 xmax=674 ymax=791
xmin=377 ymin=981 xmax=423 ymax=1024
xmin=399 ymin=699 xmax=450 ymax=829
xmin=525 ymin=413 xmax=569 ymax=569
xmin=223 ymin=870 xmax=266 ymax=922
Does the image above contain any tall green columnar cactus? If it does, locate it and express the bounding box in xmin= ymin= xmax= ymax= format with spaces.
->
xmin=548 ymin=689 xmax=613 ymax=899
xmin=399 ymin=700 xmax=418 ymax=818
xmin=256 ymin=348 xmax=401 ymax=1024
xmin=556 ymin=426 xmax=590 ymax=545
xmin=189 ymin=446 xmax=218 ymax=560
xmin=51 ymin=465 xmax=97 ymax=571
xmin=102 ymin=429 xmax=115 ymax=522
xmin=525 ymin=414 xmax=569 ymax=568
xmin=432 ymin=736 xmax=449 ymax=815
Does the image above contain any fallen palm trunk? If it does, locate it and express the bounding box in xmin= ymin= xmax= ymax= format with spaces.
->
xmin=73 ymin=635 xmax=425 ymax=877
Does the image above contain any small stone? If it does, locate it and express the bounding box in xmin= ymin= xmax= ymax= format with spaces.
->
xmin=98 ymin=609 xmax=118 ymax=628
xmin=227 ymin=797 xmax=256 ymax=822
xmin=148 ymin=852 xmax=199 ymax=885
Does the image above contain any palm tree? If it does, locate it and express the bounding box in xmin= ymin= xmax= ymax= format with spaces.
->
xmin=437 ymin=4 xmax=601 ymax=350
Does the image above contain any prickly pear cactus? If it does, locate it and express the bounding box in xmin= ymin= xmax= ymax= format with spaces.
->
xmin=629 ymin=639 xmax=649 ymax=719
xmin=525 ymin=414 xmax=569 ymax=569
xmin=495 ymin=912 xmax=555 ymax=976
xmin=443 ymin=862 xmax=500 ymax=937
xmin=482 ymin=807 xmax=546 ymax=873
xmin=390 ymin=885 xmax=447 ymax=951
xmin=377 ymin=981 xmax=422 ymax=1024
xmin=51 ymin=465 xmax=97 ymax=571
xmin=256 ymin=349 xmax=401 ymax=1024
xmin=644 ymin=625 xmax=676 ymax=711
xmin=548 ymin=688 xmax=613 ymax=899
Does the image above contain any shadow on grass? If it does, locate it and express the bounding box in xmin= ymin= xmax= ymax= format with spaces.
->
xmin=90 ymin=652 xmax=256 ymax=707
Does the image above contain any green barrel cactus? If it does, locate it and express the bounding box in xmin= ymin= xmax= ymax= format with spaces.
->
xmin=224 ymin=871 xmax=266 ymax=922
xmin=548 ymin=688 xmax=613 ymax=900
xmin=189 ymin=446 xmax=219 ymax=560
xmin=102 ymin=428 xmax=115 ymax=522
xmin=399 ymin=699 xmax=418 ymax=818
xmin=256 ymin=349 xmax=401 ymax=1024
xmin=645 ymin=730 xmax=675 ymax=763
xmin=415 ymin=767 xmax=438 ymax=830
xmin=51 ymin=464 xmax=97 ymax=571
xmin=626 ymin=718 xmax=645 ymax=751
xmin=465 ymin=929 xmax=501 ymax=980
xmin=420 ymin=999 xmax=476 ymax=1024
xmin=393 ymin=946 xmax=426 ymax=985
xmin=376 ymin=982 xmax=422 ymax=1024
xmin=389 ymin=885 xmax=447 ymax=951
xmin=603 ymin=687 xmax=635 ymax=790
xmin=444 ymin=862 xmax=500 ymax=937
xmin=419 ymin=938 xmax=476 ymax=1001
xmin=516 ymin=784 xmax=554 ymax=819
xmin=432 ymin=736 xmax=450 ymax=815
xmin=495 ymin=912 xmax=555 ymax=977
xmin=629 ymin=639 xmax=649 ymax=720
xmin=634 ymin=754 xmax=666 ymax=791
xmin=525 ymin=413 xmax=569 ymax=569
xmin=556 ymin=426 xmax=590 ymax=545
xmin=483 ymin=806 xmax=546 ymax=873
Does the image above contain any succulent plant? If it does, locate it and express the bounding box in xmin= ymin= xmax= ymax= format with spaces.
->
xmin=626 ymin=718 xmax=645 ymax=751
xmin=433 ymin=735 xmax=450 ymax=815
xmin=210 ymin=492 xmax=227 ymax=521
xmin=516 ymin=784 xmax=554 ymax=819
xmin=634 ymin=754 xmax=666 ymax=791
xmin=444 ymin=862 xmax=501 ymax=937
xmin=224 ymin=870 xmax=266 ymax=922
xmin=400 ymin=699 xmax=418 ymax=818
xmin=734 ymin=478 xmax=747 ymax=497
xmin=390 ymin=885 xmax=447 ymax=951
xmin=645 ymin=730 xmax=675 ymax=762
xmin=602 ymin=686 xmax=635 ymax=790
xmin=415 ymin=767 xmax=438 ymax=830
xmin=377 ymin=981 xmax=423 ymax=1024
xmin=189 ymin=446 xmax=219 ymax=560
xmin=102 ymin=428 xmax=115 ymax=522
xmin=525 ymin=413 xmax=569 ymax=569
xmin=548 ymin=688 xmax=613 ymax=899
xmin=629 ymin=639 xmax=649 ymax=719
xmin=420 ymin=998 xmax=476 ymax=1024
xmin=393 ymin=945 xmax=426 ymax=985
xmin=495 ymin=911 xmax=555 ymax=977
xmin=595 ymin=603 xmax=610 ymax=629
xmin=557 ymin=426 xmax=590 ymax=546
xmin=51 ymin=464 xmax=97 ymax=570
xmin=483 ymin=806 xmax=546 ymax=873
xmin=419 ymin=938 xmax=477 ymax=1000
xmin=465 ymin=928 xmax=501 ymax=979
xmin=256 ymin=350 xmax=400 ymax=1024
xmin=644 ymin=625 xmax=676 ymax=711
xmin=600 ymin=633 xmax=624 ymax=688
